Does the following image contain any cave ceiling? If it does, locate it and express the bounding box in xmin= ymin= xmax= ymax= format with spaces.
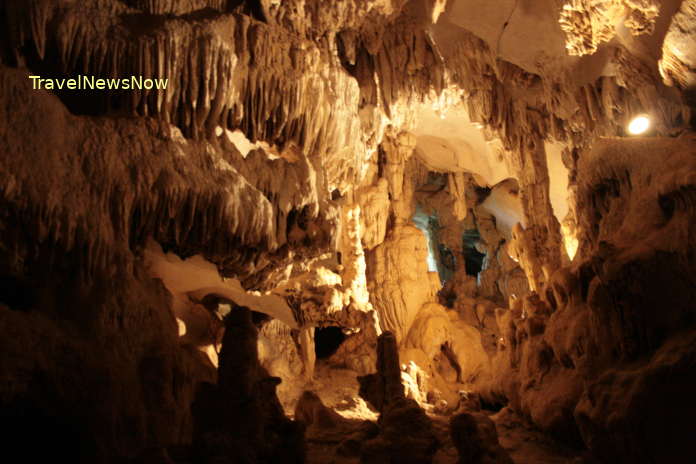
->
xmin=1 ymin=1 xmax=695 ymax=462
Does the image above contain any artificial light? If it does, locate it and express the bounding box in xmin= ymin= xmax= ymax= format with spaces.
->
xmin=627 ymin=115 xmax=650 ymax=135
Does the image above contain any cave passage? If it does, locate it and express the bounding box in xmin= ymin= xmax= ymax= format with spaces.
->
xmin=2 ymin=2 xmax=695 ymax=463
xmin=462 ymin=229 xmax=486 ymax=276
xmin=412 ymin=208 xmax=444 ymax=278
xmin=314 ymin=326 xmax=346 ymax=359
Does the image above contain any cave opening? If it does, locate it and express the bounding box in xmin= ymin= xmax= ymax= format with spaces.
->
xmin=462 ymin=229 xmax=486 ymax=276
xmin=2 ymin=1 xmax=695 ymax=462
xmin=314 ymin=326 xmax=346 ymax=359
xmin=479 ymin=396 xmax=508 ymax=413
xmin=412 ymin=209 xmax=440 ymax=273
xmin=412 ymin=207 xmax=453 ymax=286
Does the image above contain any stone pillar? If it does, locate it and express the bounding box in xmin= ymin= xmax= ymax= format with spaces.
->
xmin=510 ymin=136 xmax=563 ymax=291
xmin=298 ymin=326 xmax=316 ymax=380
xmin=377 ymin=331 xmax=405 ymax=405
xmin=218 ymin=306 xmax=258 ymax=398
xmin=193 ymin=305 xmax=305 ymax=463
xmin=358 ymin=331 xmax=405 ymax=412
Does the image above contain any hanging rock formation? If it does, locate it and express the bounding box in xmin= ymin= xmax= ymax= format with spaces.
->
xmin=1 ymin=0 xmax=695 ymax=463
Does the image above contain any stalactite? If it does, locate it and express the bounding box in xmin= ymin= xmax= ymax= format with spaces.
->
xmin=0 ymin=67 xmax=341 ymax=290
xmin=2 ymin=2 xmax=696 ymax=463
xmin=4 ymin=2 xmax=371 ymax=197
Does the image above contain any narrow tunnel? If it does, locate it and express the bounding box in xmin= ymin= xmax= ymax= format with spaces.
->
xmin=314 ymin=326 xmax=346 ymax=359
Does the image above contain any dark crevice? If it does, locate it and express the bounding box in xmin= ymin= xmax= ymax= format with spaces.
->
xmin=314 ymin=326 xmax=346 ymax=359
xmin=479 ymin=396 xmax=508 ymax=413
xmin=441 ymin=342 xmax=462 ymax=383
xmin=463 ymin=229 xmax=486 ymax=276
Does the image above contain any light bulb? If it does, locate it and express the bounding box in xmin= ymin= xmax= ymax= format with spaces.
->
xmin=628 ymin=115 xmax=650 ymax=135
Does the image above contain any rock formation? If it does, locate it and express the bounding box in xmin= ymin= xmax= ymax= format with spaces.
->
xmin=358 ymin=331 xmax=439 ymax=463
xmin=192 ymin=305 xmax=305 ymax=463
xmin=1 ymin=0 xmax=695 ymax=463
xmin=450 ymin=412 xmax=513 ymax=464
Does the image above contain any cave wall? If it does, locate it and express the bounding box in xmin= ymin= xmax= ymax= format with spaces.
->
xmin=478 ymin=135 xmax=696 ymax=461
xmin=1 ymin=0 xmax=695 ymax=462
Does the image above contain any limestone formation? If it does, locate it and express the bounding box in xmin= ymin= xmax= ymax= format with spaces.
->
xmin=660 ymin=1 xmax=696 ymax=89
xmin=358 ymin=332 xmax=439 ymax=463
xmin=450 ymin=412 xmax=513 ymax=464
xmin=358 ymin=331 xmax=405 ymax=411
xmin=295 ymin=390 xmax=381 ymax=462
xmin=367 ymin=224 xmax=440 ymax=342
xmin=1 ymin=0 xmax=695 ymax=463
xmin=559 ymin=0 xmax=661 ymax=56
xmin=192 ymin=306 xmax=304 ymax=463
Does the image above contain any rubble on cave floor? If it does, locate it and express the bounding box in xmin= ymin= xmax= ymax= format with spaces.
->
xmin=2 ymin=1 xmax=695 ymax=463
xmin=296 ymin=335 xmax=589 ymax=464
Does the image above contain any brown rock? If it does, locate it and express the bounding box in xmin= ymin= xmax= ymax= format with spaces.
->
xmin=450 ymin=412 xmax=513 ymax=464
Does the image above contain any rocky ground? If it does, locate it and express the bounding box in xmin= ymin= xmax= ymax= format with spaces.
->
xmin=301 ymin=356 xmax=589 ymax=464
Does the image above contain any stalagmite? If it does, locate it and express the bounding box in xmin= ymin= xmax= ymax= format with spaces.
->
xmin=1 ymin=0 xmax=695 ymax=463
xmin=358 ymin=331 xmax=439 ymax=463
xmin=193 ymin=306 xmax=304 ymax=463
xmin=358 ymin=331 xmax=405 ymax=411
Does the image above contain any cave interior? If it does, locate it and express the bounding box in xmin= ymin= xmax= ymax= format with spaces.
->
xmin=1 ymin=0 xmax=695 ymax=463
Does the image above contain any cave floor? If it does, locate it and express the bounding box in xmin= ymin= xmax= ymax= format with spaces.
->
xmin=299 ymin=363 xmax=590 ymax=464
xmin=306 ymin=363 xmax=380 ymax=421
xmin=488 ymin=410 xmax=589 ymax=464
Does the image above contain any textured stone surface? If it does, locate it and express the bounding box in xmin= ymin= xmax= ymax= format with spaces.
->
xmin=450 ymin=411 xmax=513 ymax=464
xmin=1 ymin=0 xmax=695 ymax=462
xmin=660 ymin=1 xmax=696 ymax=89
xmin=367 ymin=223 xmax=440 ymax=341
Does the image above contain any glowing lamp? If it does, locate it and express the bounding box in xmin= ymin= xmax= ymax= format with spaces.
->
xmin=627 ymin=115 xmax=650 ymax=135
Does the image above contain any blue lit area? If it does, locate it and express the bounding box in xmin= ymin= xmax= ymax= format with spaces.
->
xmin=412 ymin=206 xmax=455 ymax=284
xmin=412 ymin=207 xmax=439 ymax=273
